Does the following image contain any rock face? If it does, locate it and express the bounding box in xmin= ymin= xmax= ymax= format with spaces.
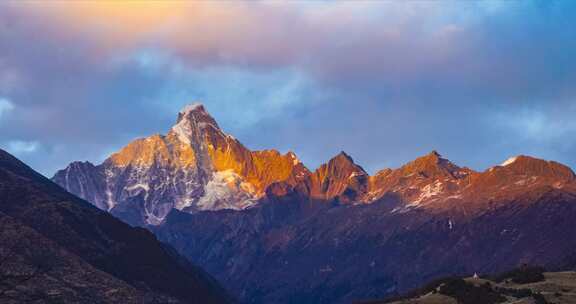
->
xmin=0 ymin=149 xmax=232 ymax=304
xmin=54 ymin=103 xmax=576 ymax=304
xmin=306 ymin=151 xmax=369 ymax=202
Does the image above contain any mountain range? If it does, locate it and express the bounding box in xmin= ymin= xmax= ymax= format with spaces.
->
xmin=53 ymin=103 xmax=576 ymax=303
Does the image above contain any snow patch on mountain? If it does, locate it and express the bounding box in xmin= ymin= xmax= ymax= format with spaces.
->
xmin=171 ymin=117 xmax=194 ymax=145
xmin=413 ymin=180 xmax=444 ymax=204
xmin=126 ymin=183 xmax=150 ymax=192
xmin=288 ymin=152 xmax=300 ymax=165
xmin=349 ymin=171 xmax=366 ymax=179
xmin=196 ymin=170 xmax=258 ymax=211
xmin=501 ymin=156 xmax=519 ymax=166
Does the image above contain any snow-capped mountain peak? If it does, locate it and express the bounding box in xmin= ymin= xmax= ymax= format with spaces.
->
xmin=171 ymin=102 xmax=224 ymax=145
xmin=179 ymin=102 xmax=205 ymax=115
xmin=54 ymin=103 xmax=307 ymax=225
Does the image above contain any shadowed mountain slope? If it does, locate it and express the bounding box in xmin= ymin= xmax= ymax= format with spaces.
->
xmin=0 ymin=149 xmax=232 ymax=304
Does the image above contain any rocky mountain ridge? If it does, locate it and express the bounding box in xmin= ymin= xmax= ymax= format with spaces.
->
xmin=53 ymin=103 xmax=576 ymax=226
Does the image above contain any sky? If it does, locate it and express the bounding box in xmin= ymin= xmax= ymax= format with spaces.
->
xmin=1 ymin=1 xmax=576 ymax=176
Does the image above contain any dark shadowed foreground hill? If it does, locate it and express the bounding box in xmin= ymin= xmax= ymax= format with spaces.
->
xmin=0 ymin=149 xmax=232 ymax=304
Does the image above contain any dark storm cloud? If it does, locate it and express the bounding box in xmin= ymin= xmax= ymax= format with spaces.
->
xmin=0 ymin=1 xmax=575 ymax=175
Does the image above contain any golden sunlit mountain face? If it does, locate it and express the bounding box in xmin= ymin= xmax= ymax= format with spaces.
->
xmin=108 ymin=134 xmax=197 ymax=168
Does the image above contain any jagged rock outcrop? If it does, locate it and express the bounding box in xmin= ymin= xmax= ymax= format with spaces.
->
xmin=303 ymin=151 xmax=369 ymax=202
xmin=361 ymin=150 xmax=475 ymax=212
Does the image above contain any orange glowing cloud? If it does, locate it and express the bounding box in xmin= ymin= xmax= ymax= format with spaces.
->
xmin=2 ymin=1 xmax=513 ymax=79
xmin=10 ymin=1 xmax=197 ymax=49
xmin=10 ymin=1 xmax=420 ymax=68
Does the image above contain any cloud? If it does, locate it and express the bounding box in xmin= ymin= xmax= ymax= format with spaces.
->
xmin=0 ymin=2 xmax=516 ymax=67
xmin=5 ymin=140 xmax=39 ymax=154
xmin=123 ymin=50 xmax=329 ymax=131
xmin=0 ymin=97 xmax=14 ymax=119
xmin=5 ymin=1 xmax=574 ymax=105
